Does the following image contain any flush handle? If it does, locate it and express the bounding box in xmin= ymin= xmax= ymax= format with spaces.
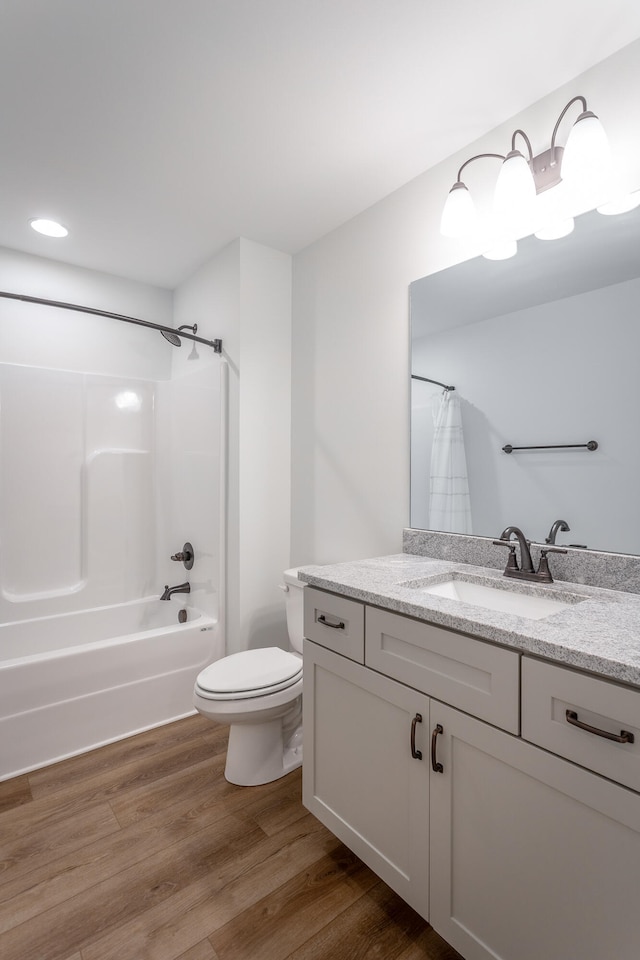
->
xmin=566 ymin=709 xmax=635 ymax=744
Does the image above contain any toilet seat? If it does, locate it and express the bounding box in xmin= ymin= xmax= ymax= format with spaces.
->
xmin=195 ymin=647 xmax=302 ymax=701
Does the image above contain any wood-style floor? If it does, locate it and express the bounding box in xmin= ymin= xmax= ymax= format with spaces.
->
xmin=0 ymin=714 xmax=463 ymax=960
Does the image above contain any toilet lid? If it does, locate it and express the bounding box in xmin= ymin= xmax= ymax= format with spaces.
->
xmin=195 ymin=647 xmax=302 ymax=700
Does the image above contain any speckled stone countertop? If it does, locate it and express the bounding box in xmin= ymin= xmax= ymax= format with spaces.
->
xmin=298 ymin=554 xmax=640 ymax=689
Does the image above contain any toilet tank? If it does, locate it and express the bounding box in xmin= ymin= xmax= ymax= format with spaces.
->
xmin=282 ymin=568 xmax=305 ymax=654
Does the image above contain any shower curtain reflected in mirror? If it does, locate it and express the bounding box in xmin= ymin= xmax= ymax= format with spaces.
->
xmin=428 ymin=390 xmax=472 ymax=535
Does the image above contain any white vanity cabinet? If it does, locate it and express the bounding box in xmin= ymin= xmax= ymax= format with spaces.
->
xmin=303 ymin=638 xmax=431 ymax=915
xmin=303 ymin=587 xmax=640 ymax=960
xmin=429 ymin=700 xmax=640 ymax=960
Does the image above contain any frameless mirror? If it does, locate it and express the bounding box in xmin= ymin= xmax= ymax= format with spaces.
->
xmin=410 ymin=204 xmax=640 ymax=555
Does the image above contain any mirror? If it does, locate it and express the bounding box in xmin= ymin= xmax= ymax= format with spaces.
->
xmin=410 ymin=204 xmax=640 ymax=555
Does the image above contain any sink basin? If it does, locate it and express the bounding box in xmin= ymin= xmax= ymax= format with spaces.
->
xmin=403 ymin=575 xmax=581 ymax=620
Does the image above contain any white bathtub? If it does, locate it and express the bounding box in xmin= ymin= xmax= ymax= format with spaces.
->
xmin=0 ymin=597 xmax=222 ymax=781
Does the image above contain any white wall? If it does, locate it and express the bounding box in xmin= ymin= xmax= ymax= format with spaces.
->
xmin=291 ymin=39 xmax=640 ymax=566
xmin=0 ymin=246 xmax=172 ymax=378
xmin=173 ymin=239 xmax=292 ymax=654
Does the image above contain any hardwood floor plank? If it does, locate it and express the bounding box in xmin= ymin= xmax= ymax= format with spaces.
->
xmin=209 ymin=843 xmax=379 ymax=960
xmin=0 ymin=737 xmax=219 ymax=851
xmin=0 ymin=812 xmax=263 ymax=960
xmin=26 ymin=715 xmax=215 ymax=797
xmin=234 ymin=769 xmax=308 ymax=837
xmin=81 ymin=814 xmax=341 ymax=960
xmin=284 ymin=881 xmax=433 ymax=960
xmin=110 ymin=750 xmax=303 ymax=831
xmin=108 ymin=752 xmax=233 ymax=828
xmin=0 ymin=775 xmax=274 ymax=932
xmin=27 ymin=737 xmax=219 ymax=808
xmin=175 ymin=940 xmax=220 ymax=960
xmin=395 ymin=927 xmax=464 ymax=960
xmin=0 ymin=801 xmax=121 ymax=888
xmin=0 ymin=775 xmax=32 ymax=814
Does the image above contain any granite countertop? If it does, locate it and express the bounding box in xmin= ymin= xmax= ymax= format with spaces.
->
xmin=297 ymin=554 xmax=640 ymax=688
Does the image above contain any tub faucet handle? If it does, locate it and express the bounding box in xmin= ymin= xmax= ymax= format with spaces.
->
xmin=171 ymin=542 xmax=194 ymax=570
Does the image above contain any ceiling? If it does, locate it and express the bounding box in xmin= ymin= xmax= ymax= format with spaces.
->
xmin=2 ymin=0 xmax=640 ymax=289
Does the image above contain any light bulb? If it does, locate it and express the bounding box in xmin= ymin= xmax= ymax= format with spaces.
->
xmin=493 ymin=150 xmax=537 ymax=234
xmin=440 ymin=181 xmax=478 ymax=238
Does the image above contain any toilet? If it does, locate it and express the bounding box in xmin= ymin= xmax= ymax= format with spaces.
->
xmin=193 ymin=568 xmax=305 ymax=786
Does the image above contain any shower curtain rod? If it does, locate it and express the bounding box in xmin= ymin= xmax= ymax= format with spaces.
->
xmin=0 ymin=290 xmax=223 ymax=352
xmin=411 ymin=374 xmax=455 ymax=391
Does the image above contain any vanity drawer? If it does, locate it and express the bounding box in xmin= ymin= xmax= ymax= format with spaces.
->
xmin=365 ymin=607 xmax=519 ymax=733
xmin=522 ymin=657 xmax=640 ymax=792
xmin=304 ymin=587 xmax=365 ymax=663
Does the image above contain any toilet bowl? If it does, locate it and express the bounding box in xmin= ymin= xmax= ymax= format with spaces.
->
xmin=194 ymin=568 xmax=305 ymax=786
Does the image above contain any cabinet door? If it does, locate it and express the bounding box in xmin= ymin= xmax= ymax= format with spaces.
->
xmin=430 ymin=703 xmax=640 ymax=960
xmin=303 ymin=639 xmax=430 ymax=918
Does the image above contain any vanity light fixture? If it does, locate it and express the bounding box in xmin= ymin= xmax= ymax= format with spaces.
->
xmin=440 ymin=95 xmax=627 ymax=250
xmin=29 ymin=218 xmax=69 ymax=238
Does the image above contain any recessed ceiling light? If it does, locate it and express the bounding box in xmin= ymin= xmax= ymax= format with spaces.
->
xmin=29 ymin=218 xmax=69 ymax=238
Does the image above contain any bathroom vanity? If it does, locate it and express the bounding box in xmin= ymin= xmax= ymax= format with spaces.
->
xmin=299 ymin=553 xmax=640 ymax=960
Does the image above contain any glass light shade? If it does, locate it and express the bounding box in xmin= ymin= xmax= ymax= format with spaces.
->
xmin=493 ymin=150 xmax=537 ymax=234
xmin=597 ymin=190 xmax=640 ymax=216
xmin=440 ymin=181 xmax=478 ymax=238
xmin=29 ymin=218 xmax=69 ymax=238
xmin=482 ymin=240 xmax=517 ymax=261
xmin=534 ymin=218 xmax=574 ymax=240
xmin=561 ymin=111 xmax=612 ymax=202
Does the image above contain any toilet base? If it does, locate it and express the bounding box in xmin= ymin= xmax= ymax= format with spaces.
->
xmin=225 ymin=715 xmax=302 ymax=786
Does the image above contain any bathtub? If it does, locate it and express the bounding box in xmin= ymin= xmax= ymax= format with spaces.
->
xmin=0 ymin=597 xmax=222 ymax=781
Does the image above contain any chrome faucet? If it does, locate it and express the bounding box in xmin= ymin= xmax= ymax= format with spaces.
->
xmin=493 ymin=526 xmax=566 ymax=584
xmin=160 ymin=581 xmax=191 ymax=601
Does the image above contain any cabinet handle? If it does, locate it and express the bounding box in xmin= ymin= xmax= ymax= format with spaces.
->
xmin=565 ymin=709 xmax=635 ymax=744
xmin=410 ymin=713 xmax=423 ymax=759
xmin=431 ymin=723 xmax=444 ymax=773
xmin=317 ymin=614 xmax=345 ymax=630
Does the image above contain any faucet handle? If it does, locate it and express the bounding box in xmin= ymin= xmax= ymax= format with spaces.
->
xmin=536 ymin=546 xmax=567 ymax=584
xmin=493 ymin=540 xmax=519 ymax=573
xmin=171 ymin=542 xmax=194 ymax=570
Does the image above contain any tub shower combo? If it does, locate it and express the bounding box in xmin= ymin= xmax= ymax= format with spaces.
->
xmin=0 ymin=292 xmax=226 ymax=780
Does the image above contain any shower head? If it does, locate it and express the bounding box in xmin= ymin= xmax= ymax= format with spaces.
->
xmin=160 ymin=323 xmax=197 ymax=348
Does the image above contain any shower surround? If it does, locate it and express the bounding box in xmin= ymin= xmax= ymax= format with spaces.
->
xmin=0 ymin=287 xmax=224 ymax=780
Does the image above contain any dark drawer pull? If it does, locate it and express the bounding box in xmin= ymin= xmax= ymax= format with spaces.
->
xmin=565 ymin=709 xmax=635 ymax=744
xmin=410 ymin=713 xmax=423 ymax=760
xmin=317 ymin=614 xmax=345 ymax=630
xmin=431 ymin=723 xmax=444 ymax=773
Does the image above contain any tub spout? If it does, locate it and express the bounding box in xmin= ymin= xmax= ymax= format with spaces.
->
xmin=161 ymin=582 xmax=191 ymax=601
